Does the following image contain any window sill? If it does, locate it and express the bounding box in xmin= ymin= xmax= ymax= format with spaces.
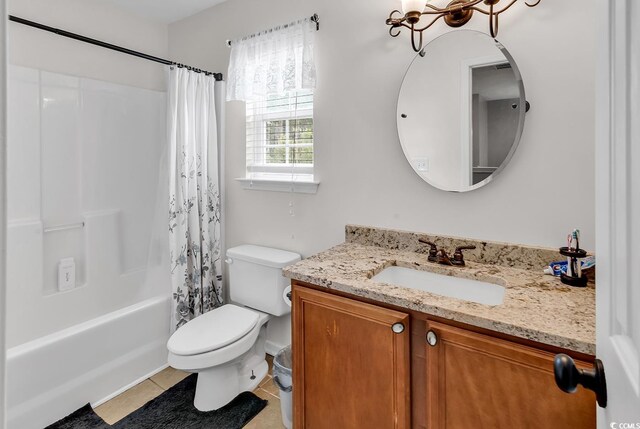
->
xmin=236 ymin=178 xmax=320 ymax=194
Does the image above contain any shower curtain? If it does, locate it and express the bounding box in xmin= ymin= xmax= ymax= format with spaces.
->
xmin=168 ymin=67 xmax=223 ymax=332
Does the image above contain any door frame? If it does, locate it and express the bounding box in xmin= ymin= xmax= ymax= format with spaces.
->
xmin=459 ymin=54 xmax=505 ymax=187
xmin=0 ymin=0 xmax=7 ymax=427
xmin=596 ymin=0 xmax=640 ymax=426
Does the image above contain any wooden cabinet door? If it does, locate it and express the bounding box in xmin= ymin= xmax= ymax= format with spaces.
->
xmin=293 ymin=286 xmax=411 ymax=429
xmin=425 ymin=321 xmax=596 ymax=429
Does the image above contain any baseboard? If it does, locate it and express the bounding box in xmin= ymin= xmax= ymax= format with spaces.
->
xmin=91 ymin=363 xmax=169 ymax=407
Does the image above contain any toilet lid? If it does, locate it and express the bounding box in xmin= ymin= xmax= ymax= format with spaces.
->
xmin=167 ymin=305 xmax=260 ymax=356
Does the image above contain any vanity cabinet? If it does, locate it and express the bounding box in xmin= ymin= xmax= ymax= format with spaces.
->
xmin=425 ymin=320 xmax=595 ymax=429
xmin=292 ymin=286 xmax=411 ymax=429
xmin=292 ymin=282 xmax=596 ymax=429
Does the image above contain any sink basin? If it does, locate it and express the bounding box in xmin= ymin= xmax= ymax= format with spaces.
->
xmin=371 ymin=266 xmax=505 ymax=306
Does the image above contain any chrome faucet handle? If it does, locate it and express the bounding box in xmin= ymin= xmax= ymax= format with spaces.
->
xmin=452 ymin=245 xmax=477 ymax=266
xmin=418 ymin=238 xmax=438 ymax=262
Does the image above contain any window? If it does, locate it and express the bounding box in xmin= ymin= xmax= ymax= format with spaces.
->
xmin=245 ymin=90 xmax=314 ymax=183
xmin=226 ymin=16 xmax=317 ymax=192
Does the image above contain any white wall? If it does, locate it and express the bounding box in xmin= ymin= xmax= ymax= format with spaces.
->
xmin=8 ymin=0 xmax=168 ymax=91
xmin=168 ymin=0 xmax=595 ymax=256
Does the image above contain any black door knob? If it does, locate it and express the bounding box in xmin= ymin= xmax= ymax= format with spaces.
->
xmin=554 ymin=353 xmax=608 ymax=408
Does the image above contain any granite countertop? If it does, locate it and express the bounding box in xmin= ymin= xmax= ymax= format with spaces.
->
xmin=283 ymin=226 xmax=596 ymax=355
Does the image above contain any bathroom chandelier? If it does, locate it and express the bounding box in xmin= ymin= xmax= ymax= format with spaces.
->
xmin=386 ymin=0 xmax=542 ymax=52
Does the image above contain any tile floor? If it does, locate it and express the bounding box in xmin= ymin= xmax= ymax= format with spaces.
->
xmin=94 ymin=355 xmax=284 ymax=428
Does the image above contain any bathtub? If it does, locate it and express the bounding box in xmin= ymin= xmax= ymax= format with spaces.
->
xmin=6 ymin=295 xmax=171 ymax=429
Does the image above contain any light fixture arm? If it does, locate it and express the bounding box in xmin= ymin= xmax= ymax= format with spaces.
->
xmin=489 ymin=3 xmax=499 ymax=37
xmin=422 ymin=0 xmax=485 ymax=14
xmin=386 ymin=0 xmax=542 ymax=51
xmin=410 ymin=24 xmax=422 ymax=52
xmin=386 ymin=10 xmax=449 ymax=51
xmin=413 ymin=14 xmax=448 ymax=33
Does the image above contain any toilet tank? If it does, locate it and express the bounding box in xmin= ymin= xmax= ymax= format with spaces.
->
xmin=226 ymin=245 xmax=301 ymax=317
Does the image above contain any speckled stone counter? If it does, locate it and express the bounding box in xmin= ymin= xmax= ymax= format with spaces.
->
xmin=283 ymin=226 xmax=596 ymax=355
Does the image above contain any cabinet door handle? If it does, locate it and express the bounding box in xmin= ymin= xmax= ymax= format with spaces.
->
xmin=554 ymin=354 xmax=608 ymax=408
xmin=426 ymin=330 xmax=438 ymax=346
xmin=392 ymin=323 xmax=405 ymax=334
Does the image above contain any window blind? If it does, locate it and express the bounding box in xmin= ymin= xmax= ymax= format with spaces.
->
xmin=245 ymin=89 xmax=314 ymax=182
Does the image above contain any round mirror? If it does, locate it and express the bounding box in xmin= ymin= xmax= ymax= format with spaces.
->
xmin=397 ymin=30 xmax=526 ymax=192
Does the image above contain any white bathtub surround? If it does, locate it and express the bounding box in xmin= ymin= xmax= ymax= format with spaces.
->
xmin=6 ymin=296 xmax=171 ymax=429
xmin=6 ymin=65 xmax=171 ymax=428
xmin=168 ymin=67 xmax=223 ymax=332
xmin=6 ymin=3 xmax=172 ymax=428
xmin=6 ymin=65 xmax=169 ymax=347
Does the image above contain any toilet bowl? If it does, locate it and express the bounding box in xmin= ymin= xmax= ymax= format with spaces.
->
xmin=168 ymin=305 xmax=271 ymax=411
xmin=166 ymin=245 xmax=301 ymax=411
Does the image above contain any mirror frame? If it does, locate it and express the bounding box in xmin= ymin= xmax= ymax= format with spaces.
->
xmin=397 ymin=30 xmax=527 ymax=193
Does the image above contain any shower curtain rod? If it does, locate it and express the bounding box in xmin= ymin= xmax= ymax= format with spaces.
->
xmin=8 ymin=15 xmax=224 ymax=81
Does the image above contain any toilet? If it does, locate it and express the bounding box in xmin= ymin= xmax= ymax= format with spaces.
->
xmin=167 ymin=244 xmax=301 ymax=412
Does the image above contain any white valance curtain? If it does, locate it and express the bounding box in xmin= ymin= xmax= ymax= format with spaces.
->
xmin=226 ymin=17 xmax=317 ymax=102
xmin=168 ymin=67 xmax=223 ymax=332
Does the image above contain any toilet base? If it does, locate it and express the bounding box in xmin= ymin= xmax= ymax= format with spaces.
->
xmin=168 ymin=309 xmax=273 ymax=412
xmin=186 ymin=323 xmax=269 ymax=412
xmin=193 ymin=353 xmax=268 ymax=411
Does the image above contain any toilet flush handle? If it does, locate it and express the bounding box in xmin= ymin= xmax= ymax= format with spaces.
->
xmin=225 ymin=258 xmax=233 ymax=264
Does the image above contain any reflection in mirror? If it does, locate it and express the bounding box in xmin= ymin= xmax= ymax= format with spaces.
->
xmin=397 ymin=30 xmax=526 ymax=192
xmin=471 ymin=62 xmax=520 ymax=184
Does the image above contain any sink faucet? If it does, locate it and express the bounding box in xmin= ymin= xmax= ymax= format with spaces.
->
xmin=451 ymin=245 xmax=477 ymax=266
xmin=418 ymin=238 xmax=438 ymax=262
xmin=419 ymin=238 xmax=476 ymax=266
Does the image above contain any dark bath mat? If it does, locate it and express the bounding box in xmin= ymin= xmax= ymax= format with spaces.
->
xmin=45 ymin=404 xmax=110 ymax=429
xmin=114 ymin=375 xmax=267 ymax=429
xmin=45 ymin=374 xmax=268 ymax=429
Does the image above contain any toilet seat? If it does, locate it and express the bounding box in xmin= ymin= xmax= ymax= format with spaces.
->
xmin=168 ymin=305 xmax=260 ymax=356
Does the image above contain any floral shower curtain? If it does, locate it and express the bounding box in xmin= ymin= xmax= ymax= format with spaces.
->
xmin=168 ymin=67 xmax=223 ymax=332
